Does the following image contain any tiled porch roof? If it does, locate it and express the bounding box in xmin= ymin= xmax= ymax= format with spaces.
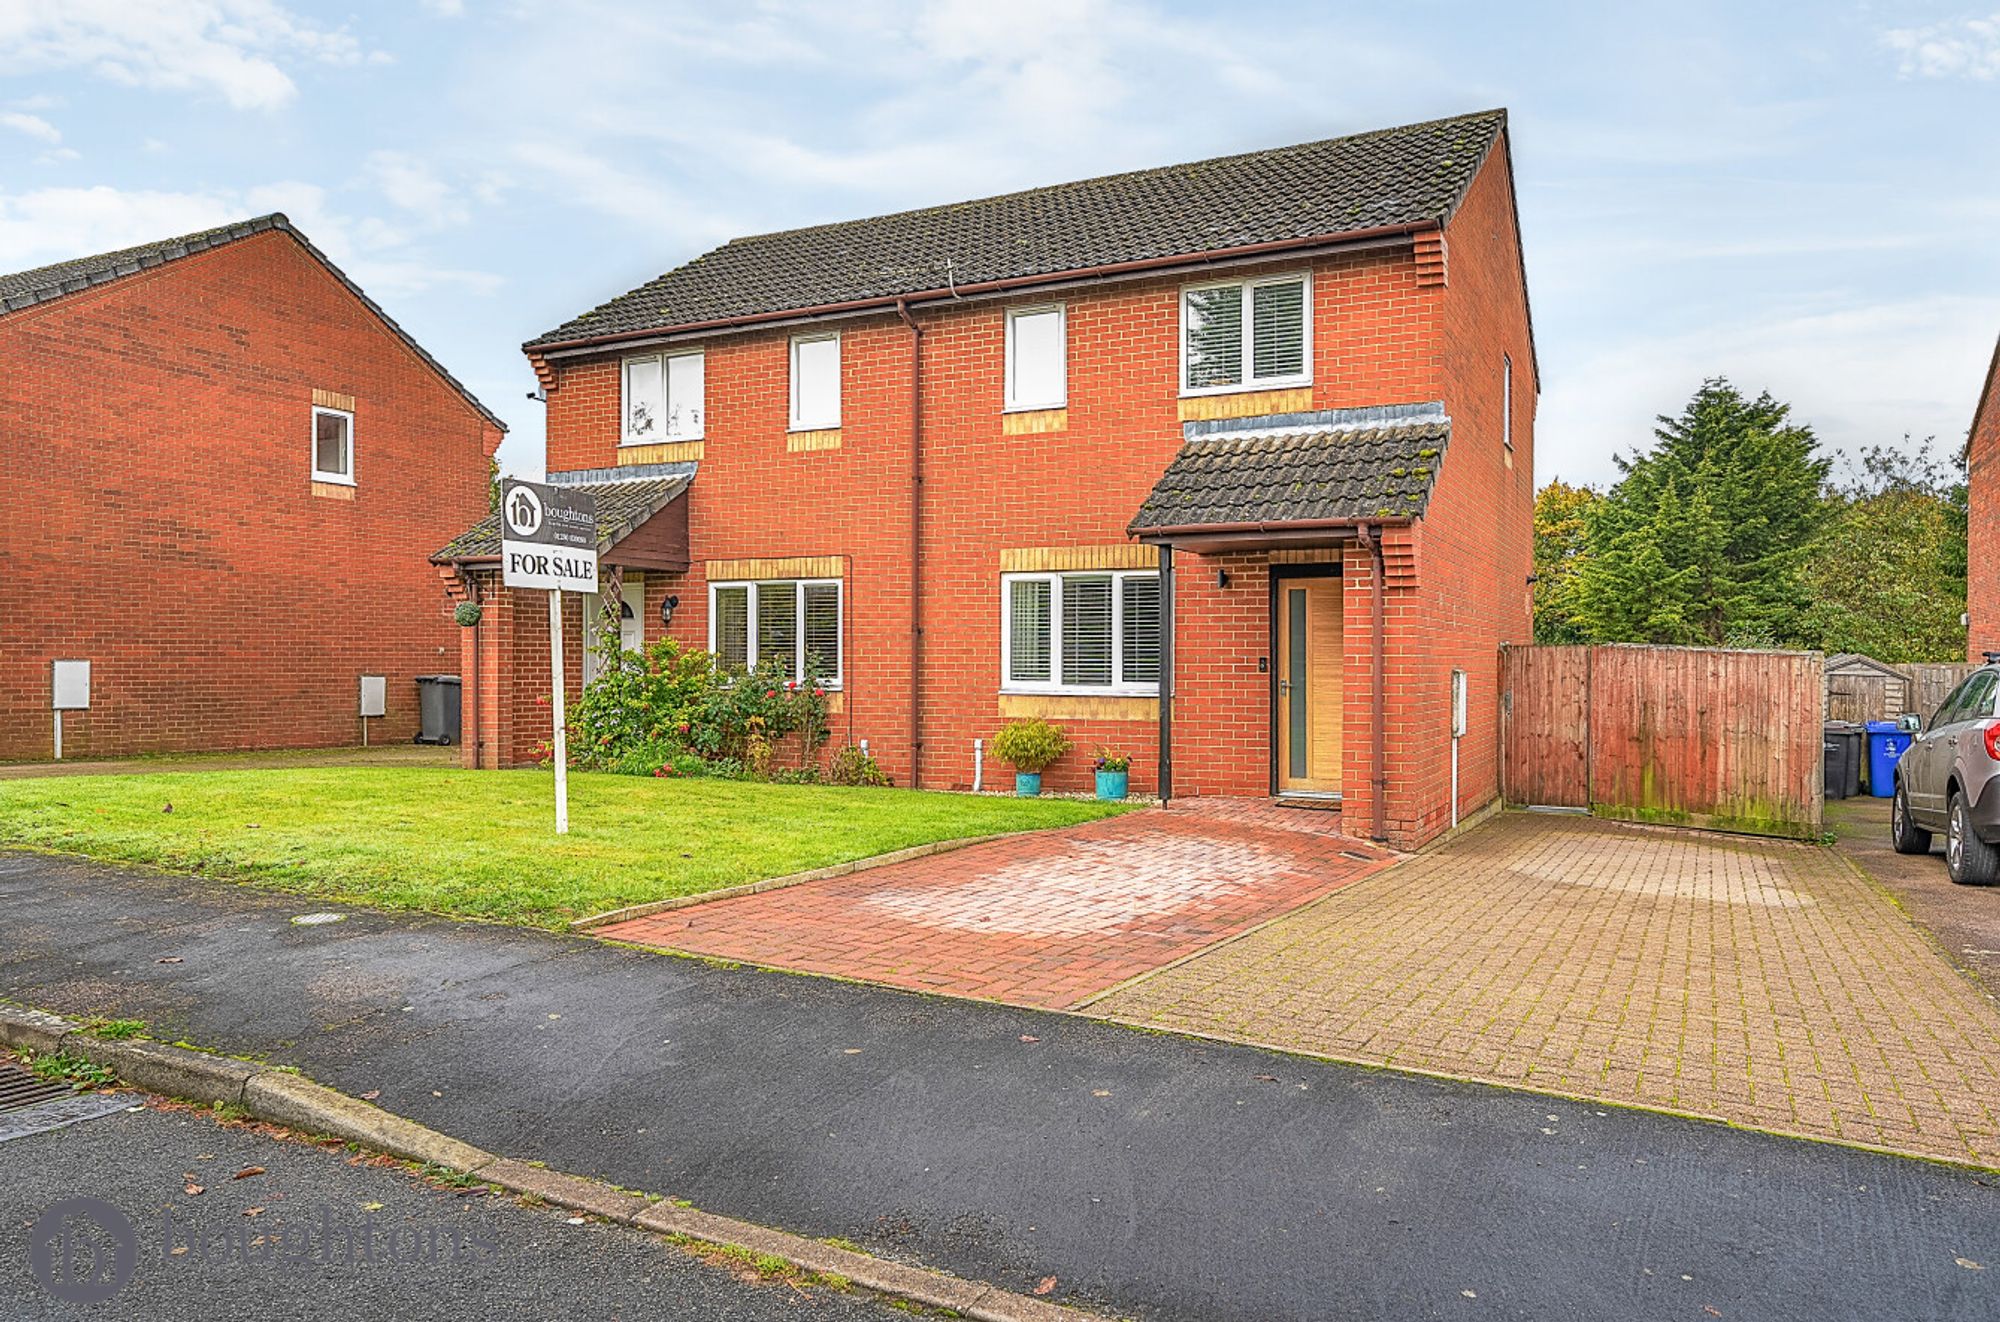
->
xmin=1129 ymin=404 xmax=1450 ymax=536
xmin=431 ymin=464 xmax=693 ymax=562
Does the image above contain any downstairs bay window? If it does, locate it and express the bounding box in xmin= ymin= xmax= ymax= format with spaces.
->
xmin=1002 ymin=571 xmax=1161 ymax=693
xmin=710 ymin=579 xmax=841 ymax=686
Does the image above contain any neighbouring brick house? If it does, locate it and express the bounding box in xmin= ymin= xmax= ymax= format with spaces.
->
xmin=0 ymin=215 xmax=506 ymax=760
xmin=440 ymin=109 xmax=1536 ymax=849
xmin=1966 ymin=334 xmax=2000 ymax=661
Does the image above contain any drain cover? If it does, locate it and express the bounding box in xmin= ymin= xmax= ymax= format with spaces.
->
xmin=0 ymin=1062 xmax=133 ymax=1144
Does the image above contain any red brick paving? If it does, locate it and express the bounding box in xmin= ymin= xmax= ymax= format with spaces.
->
xmin=596 ymin=799 xmax=1394 ymax=1008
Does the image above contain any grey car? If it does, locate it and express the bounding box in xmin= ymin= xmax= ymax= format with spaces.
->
xmin=1891 ymin=663 xmax=2000 ymax=884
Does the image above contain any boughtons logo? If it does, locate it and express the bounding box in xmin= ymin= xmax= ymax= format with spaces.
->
xmin=504 ymin=485 xmax=544 ymax=538
xmin=29 ymin=1196 xmax=139 ymax=1305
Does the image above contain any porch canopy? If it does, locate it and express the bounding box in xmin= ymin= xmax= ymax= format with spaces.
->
xmin=432 ymin=462 xmax=693 ymax=574
xmin=1128 ymin=403 xmax=1449 ymax=552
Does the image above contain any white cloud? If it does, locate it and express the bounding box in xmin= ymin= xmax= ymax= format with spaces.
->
xmin=1883 ymin=14 xmax=2000 ymax=80
xmin=420 ymin=0 xmax=467 ymax=14
xmin=1538 ymin=295 xmax=2000 ymax=487
xmin=364 ymin=150 xmax=468 ymax=228
xmin=0 ymin=111 xmax=60 ymax=143
xmin=0 ymin=0 xmax=380 ymax=111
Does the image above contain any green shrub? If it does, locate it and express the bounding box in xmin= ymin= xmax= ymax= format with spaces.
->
xmin=825 ymin=743 xmax=891 ymax=787
xmin=991 ymin=718 xmax=1070 ymax=773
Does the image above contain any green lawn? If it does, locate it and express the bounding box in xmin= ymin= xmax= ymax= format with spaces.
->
xmin=0 ymin=768 xmax=1130 ymax=928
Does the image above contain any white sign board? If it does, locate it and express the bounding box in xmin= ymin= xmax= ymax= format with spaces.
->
xmin=52 ymin=660 xmax=90 ymax=710
xmin=359 ymin=674 xmax=387 ymax=718
xmin=500 ymin=479 xmax=598 ymax=593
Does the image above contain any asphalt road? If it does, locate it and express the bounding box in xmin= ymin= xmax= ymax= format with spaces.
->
xmin=1 ymin=1097 xmax=905 ymax=1321
xmin=4 ymin=850 xmax=2000 ymax=1321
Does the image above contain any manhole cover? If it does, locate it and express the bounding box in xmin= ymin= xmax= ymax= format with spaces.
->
xmin=0 ymin=1062 xmax=132 ymax=1144
xmin=290 ymin=912 xmax=347 ymax=926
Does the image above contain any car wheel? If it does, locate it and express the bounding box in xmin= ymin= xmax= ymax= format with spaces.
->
xmin=1891 ymin=780 xmax=1933 ymax=855
xmin=1947 ymin=791 xmax=2000 ymax=885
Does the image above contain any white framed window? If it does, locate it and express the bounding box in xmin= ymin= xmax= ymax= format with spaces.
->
xmin=1179 ymin=271 xmax=1311 ymax=395
xmin=1502 ymin=352 xmax=1514 ymax=450
xmin=789 ymin=333 xmax=841 ymax=431
xmin=622 ymin=350 xmax=704 ymax=444
xmin=709 ymin=579 xmax=842 ymax=686
xmin=311 ymin=405 xmax=354 ymax=484
xmin=1004 ymin=304 xmax=1066 ymax=411
xmin=1001 ymin=571 xmax=1161 ymax=695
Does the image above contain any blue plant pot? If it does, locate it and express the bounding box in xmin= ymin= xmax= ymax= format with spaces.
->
xmin=1095 ymin=769 xmax=1129 ymax=801
xmin=1014 ymin=771 xmax=1042 ymax=797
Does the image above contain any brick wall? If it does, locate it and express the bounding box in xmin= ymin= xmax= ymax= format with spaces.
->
xmin=0 ymin=231 xmax=503 ymax=760
xmin=1967 ymin=340 xmax=2000 ymax=660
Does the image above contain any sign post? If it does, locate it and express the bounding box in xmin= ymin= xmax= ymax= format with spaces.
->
xmin=500 ymin=479 xmax=598 ymax=834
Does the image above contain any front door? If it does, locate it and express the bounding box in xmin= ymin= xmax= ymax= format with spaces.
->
xmin=1277 ymin=578 xmax=1343 ymax=796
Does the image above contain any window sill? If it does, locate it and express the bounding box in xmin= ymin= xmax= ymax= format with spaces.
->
xmin=1178 ymin=378 xmax=1312 ymax=399
xmin=310 ymin=472 xmax=355 ymax=486
xmin=788 ymin=422 xmax=841 ymax=435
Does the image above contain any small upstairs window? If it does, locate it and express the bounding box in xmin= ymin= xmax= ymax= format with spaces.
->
xmin=311 ymin=405 xmax=353 ymax=484
xmin=623 ymin=350 xmax=704 ymax=444
xmin=1181 ymin=272 xmax=1310 ymax=394
xmin=790 ymin=333 xmax=841 ymax=431
xmin=1004 ymin=305 xmax=1066 ymax=411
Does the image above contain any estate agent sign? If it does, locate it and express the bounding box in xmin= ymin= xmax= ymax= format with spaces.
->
xmin=500 ymin=479 xmax=598 ymax=834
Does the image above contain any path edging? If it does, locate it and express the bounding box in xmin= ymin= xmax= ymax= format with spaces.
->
xmin=0 ymin=1003 xmax=1110 ymax=1322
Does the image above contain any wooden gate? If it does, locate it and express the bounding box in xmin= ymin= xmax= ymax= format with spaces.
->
xmin=1503 ymin=644 xmax=1823 ymax=838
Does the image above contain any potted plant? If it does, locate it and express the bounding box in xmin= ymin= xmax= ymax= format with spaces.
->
xmin=991 ymin=718 xmax=1070 ymax=796
xmin=1093 ymin=749 xmax=1131 ymax=801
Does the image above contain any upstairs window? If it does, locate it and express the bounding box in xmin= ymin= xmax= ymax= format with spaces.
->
xmin=1004 ymin=304 xmax=1066 ymax=411
xmin=1502 ymin=352 xmax=1514 ymax=450
xmin=710 ymin=579 xmax=842 ymax=686
xmin=622 ymin=350 xmax=704 ymax=444
xmin=311 ymin=405 xmax=353 ymax=483
xmin=790 ymin=333 xmax=841 ymax=430
xmin=1003 ymin=571 xmax=1160 ymax=693
xmin=1180 ymin=272 xmax=1310 ymax=394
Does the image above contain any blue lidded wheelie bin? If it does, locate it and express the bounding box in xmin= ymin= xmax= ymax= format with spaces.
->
xmin=1865 ymin=719 xmax=1912 ymax=798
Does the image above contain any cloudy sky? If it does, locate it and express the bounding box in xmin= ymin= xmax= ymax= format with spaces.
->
xmin=1 ymin=1 xmax=1995 ymax=484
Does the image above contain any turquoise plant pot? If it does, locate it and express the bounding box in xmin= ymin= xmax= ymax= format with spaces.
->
xmin=1095 ymin=769 xmax=1129 ymax=801
xmin=1015 ymin=771 xmax=1042 ymax=797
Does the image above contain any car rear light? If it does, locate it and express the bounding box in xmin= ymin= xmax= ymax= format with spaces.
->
xmin=1984 ymin=721 xmax=2000 ymax=761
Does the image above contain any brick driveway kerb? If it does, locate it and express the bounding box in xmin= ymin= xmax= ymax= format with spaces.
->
xmin=1095 ymin=811 xmax=2000 ymax=1169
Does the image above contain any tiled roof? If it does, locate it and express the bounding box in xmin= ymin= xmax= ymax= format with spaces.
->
xmin=527 ymin=109 xmax=1507 ymax=349
xmin=1129 ymin=405 xmax=1450 ymax=534
xmin=0 ymin=213 xmax=507 ymax=432
xmin=431 ymin=468 xmax=693 ymax=561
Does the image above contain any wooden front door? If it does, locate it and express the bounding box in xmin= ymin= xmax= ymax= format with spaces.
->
xmin=1277 ymin=578 xmax=1343 ymax=795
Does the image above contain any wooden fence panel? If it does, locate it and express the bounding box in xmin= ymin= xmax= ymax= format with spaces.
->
xmin=1501 ymin=646 xmax=1590 ymax=809
xmin=1502 ymin=644 xmax=1823 ymax=838
xmin=1909 ymin=663 xmax=1977 ymax=721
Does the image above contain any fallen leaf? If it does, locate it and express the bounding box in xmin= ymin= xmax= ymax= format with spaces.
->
xmin=1462 ymin=1290 xmax=1477 ymax=1298
xmin=1254 ymin=1074 xmax=1279 ymax=1083
xmin=1019 ymin=1035 xmax=1040 ymax=1043
xmin=162 ymin=802 xmax=173 ymax=813
xmin=170 ymin=1245 xmax=188 ymax=1256
xmin=360 ymin=1090 xmax=381 ymax=1101
xmin=233 ymin=1166 xmax=265 ymax=1180
xmin=1092 ymin=1090 xmax=1111 ymax=1098
xmin=566 ymin=1216 xmax=586 ymax=1226
xmin=362 ymin=1202 xmax=384 ymax=1212
xmin=1704 ymin=1308 xmax=1722 ymax=1318
xmin=431 ymin=1091 xmax=442 ymax=1097
xmin=242 ymin=1207 xmax=266 ymax=1218
xmin=183 ymin=1183 xmax=205 ymax=1196
xmin=158 ymin=957 xmax=183 ymax=964
xmin=1957 ymin=1258 xmax=1985 ymax=1271
xmin=1033 ymin=1277 xmax=1057 ymax=1296
xmin=843 ymin=1049 xmax=862 ymax=1056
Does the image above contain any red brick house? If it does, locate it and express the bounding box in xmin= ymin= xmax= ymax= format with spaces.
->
xmin=0 ymin=215 xmax=506 ymax=760
xmin=441 ymin=109 xmax=1536 ymax=849
xmin=1966 ymin=334 xmax=2000 ymax=660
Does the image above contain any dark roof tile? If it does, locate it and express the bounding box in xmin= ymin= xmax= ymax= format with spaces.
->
xmin=528 ymin=109 xmax=1506 ymax=349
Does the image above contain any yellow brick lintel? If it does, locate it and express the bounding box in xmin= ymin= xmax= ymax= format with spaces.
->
xmin=620 ymin=440 xmax=704 ymax=465
xmin=787 ymin=428 xmax=842 ymax=452
xmin=1001 ymin=408 xmax=1067 ymax=435
xmin=312 ymin=388 xmax=356 ymax=412
xmin=1177 ymin=386 xmax=1313 ymax=422
xmin=998 ymin=693 xmax=1157 ymax=721
xmin=1000 ymin=544 xmax=1156 ymax=573
xmin=1270 ymin=548 xmax=1343 ymax=565
xmin=310 ymin=480 xmax=355 ymax=501
xmin=705 ymin=555 xmax=846 ymax=581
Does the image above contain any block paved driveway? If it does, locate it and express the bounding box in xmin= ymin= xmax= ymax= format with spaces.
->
xmin=1097 ymin=810 xmax=2000 ymax=1167
xmin=597 ymin=799 xmax=1392 ymax=1009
